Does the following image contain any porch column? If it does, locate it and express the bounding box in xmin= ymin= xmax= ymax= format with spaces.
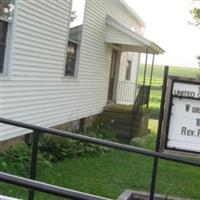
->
xmin=149 ymin=54 xmax=155 ymax=88
xmin=147 ymin=54 xmax=155 ymax=107
xmin=143 ymin=48 xmax=149 ymax=87
xmin=142 ymin=48 xmax=149 ymax=106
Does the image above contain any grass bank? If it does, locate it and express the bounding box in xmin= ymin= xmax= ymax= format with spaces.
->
xmin=1 ymin=148 xmax=200 ymax=200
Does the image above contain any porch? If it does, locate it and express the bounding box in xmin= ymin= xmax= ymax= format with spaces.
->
xmin=104 ymin=15 xmax=164 ymax=140
xmin=105 ymin=15 xmax=164 ymax=106
xmin=102 ymin=85 xmax=151 ymax=141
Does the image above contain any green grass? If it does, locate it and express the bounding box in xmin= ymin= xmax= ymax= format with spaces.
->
xmin=1 ymin=150 xmax=200 ymax=199
xmin=148 ymin=119 xmax=159 ymax=133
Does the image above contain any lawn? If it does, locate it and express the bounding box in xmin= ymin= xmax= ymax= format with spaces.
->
xmin=1 ymin=149 xmax=200 ymax=200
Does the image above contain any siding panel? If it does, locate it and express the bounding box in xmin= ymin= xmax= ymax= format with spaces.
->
xmin=1 ymin=0 xmax=143 ymax=141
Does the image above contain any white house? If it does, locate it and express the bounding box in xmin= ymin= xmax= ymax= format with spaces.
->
xmin=0 ymin=0 xmax=164 ymax=141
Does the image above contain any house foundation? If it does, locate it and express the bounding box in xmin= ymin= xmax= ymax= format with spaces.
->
xmin=0 ymin=115 xmax=98 ymax=151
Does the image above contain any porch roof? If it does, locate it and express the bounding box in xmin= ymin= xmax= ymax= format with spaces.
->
xmin=105 ymin=15 xmax=164 ymax=55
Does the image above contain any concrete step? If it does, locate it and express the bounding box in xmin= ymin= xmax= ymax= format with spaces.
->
xmin=102 ymin=112 xmax=143 ymax=121
xmin=112 ymin=125 xmax=138 ymax=134
xmin=101 ymin=105 xmax=150 ymax=140
xmin=103 ymin=104 xmax=132 ymax=113
xmin=103 ymin=117 xmax=141 ymax=126
xmin=101 ymin=114 xmax=139 ymax=123
xmin=101 ymin=112 xmax=132 ymax=118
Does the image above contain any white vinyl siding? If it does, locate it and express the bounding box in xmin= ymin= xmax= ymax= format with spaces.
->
xmin=0 ymin=0 xmax=143 ymax=141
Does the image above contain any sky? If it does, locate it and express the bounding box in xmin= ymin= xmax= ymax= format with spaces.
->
xmin=125 ymin=0 xmax=200 ymax=68
xmin=70 ymin=0 xmax=86 ymax=28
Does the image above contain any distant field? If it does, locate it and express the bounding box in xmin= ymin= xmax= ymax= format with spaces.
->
xmin=138 ymin=65 xmax=199 ymax=86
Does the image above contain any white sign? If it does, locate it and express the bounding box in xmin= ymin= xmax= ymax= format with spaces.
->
xmin=166 ymin=81 xmax=200 ymax=153
xmin=173 ymin=82 xmax=200 ymax=98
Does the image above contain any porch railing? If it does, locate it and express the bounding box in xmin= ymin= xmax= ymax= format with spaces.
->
xmin=116 ymin=81 xmax=137 ymax=103
xmin=116 ymin=82 xmax=150 ymax=105
xmin=0 ymin=117 xmax=199 ymax=200
xmin=130 ymin=85 xmax=150 ymax=134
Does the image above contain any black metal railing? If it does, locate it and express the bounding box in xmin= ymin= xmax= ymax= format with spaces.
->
xmin=130 ymin=85 xmax=150 ymax=134
xmin=116 ymin=81 xmax=137 ymax=103
xmin=0 ymin=172 xmax=108 ymax=200
xmin=0 ymin=117 xmax=199 ymax=200
xmin=141 ymin=85 xmax=151 ymax=106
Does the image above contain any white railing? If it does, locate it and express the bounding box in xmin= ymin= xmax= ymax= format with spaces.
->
xmin=116 ymin=81 xmax=137 ymax=104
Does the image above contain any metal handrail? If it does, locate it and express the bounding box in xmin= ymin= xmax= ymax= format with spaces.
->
xmin=0 ymin=172 xmax=109 ymax=200
xmin=0 ymin=118 xmax=199 ymax=166
xmin=130 ymin=85 xmax=150 ymax=134
xmin=0 ymin=117 xmax=199 ymax=200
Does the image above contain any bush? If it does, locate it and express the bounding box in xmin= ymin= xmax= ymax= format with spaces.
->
xmin=0 ymin=125 xmax=117 ymax=176
xmin=38 ymin=125 xmax=117 ymax=162
xmin=0 ymin=143 xmax=50 ymax=176
xmin=131 ymin=134 xmax=156 ymax=150
xmin=86 ymin=123 xmax=117 ymax=141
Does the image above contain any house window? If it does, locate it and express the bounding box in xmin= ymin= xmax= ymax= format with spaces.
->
xmin=0 ymin=20 xmax=8 ymax=73
xmin=125 ymin=60 xmax=132 ymax=81
xmin=65 ymin=41 xmax=78 ymax=77
xmin=64 ymin=0 xmax=86 ymax=77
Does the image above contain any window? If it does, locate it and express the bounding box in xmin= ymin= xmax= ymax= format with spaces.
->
xmin=65 ymin=41 xmax=78 ymax=76
xmin=0 ymin=20 xmax=8 ymax=73
xmin=125 ymin=60 xmax=132 ymax=81
xmin=0 ymin=0 xmax=14 ymax=74
xmin=65 ymin=0 xmax=86 ymax=77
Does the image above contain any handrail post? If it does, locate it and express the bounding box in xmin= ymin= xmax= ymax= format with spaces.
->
xmin=149 ymin=66 xmax=169 ymax=200
xmin=28 ymin=131 xmax=39 ymax=200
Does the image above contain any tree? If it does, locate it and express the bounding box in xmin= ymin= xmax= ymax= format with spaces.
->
xmin=196 ymin=55 xmax=200 ymax=67
xmin=191 ymin=7 xmax=200 ymax=26
xmin=190 ymin=0 xmax=200 ymax=26
xmin=0 ymin=0 xmax=14 ymax=21
xmin=190 ymin=1 xmax=200 ymax=74
xmin=70 ymin=11 xmax=77 ymax=22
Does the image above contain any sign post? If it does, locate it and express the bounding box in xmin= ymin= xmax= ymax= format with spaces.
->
xmin=149 ymin=66 xmax=169 ymax=200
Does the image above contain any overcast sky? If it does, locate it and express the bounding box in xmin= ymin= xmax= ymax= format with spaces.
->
xmin=125 ymin=0 xmax=200 ymax=68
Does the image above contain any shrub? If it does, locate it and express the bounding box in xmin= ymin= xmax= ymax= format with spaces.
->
xmin=86 ymin=123 xmax=117 ymax=141
xmin=38 ymin=125 xmax=117 ymax=162
xmin=131 ymin=137 xmax=146 ymax=148
xmin=0 ymin=143 xmax=50 ymax=176
xmin=0 ymin=125 xmax=117 ymax=177
xmin=131 ymin=134 xmax=156 ymax=150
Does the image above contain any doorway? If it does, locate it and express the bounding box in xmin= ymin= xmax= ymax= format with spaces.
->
xmin=108 ymin=49 xmax=120 ymax=102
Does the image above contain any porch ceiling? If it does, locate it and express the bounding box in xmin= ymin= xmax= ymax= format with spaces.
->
xmin=105 ymin=15 xmax=164 ymax=55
